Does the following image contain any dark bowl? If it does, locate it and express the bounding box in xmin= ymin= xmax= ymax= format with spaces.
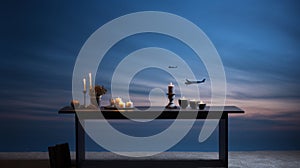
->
xmin=198 ymin=103 xmax=206 ymax=110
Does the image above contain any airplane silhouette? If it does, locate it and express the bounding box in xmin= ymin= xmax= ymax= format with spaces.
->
xmin=168 ymin=66 xmax=178 ymax=68
xmin=185 ymin=78 xmax=206 ymax=85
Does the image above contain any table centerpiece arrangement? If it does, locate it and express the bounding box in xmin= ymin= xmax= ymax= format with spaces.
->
xmin=89 ymin=85 xmax=107 ymax=107
xmin=79 ymin=72 xmax=107 ymax=109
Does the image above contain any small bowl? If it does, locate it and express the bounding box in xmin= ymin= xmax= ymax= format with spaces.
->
xmin=198 ymin=103 xmax=206 ymax=110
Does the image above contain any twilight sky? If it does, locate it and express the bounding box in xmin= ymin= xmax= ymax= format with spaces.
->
xmin=0 ymin=0 xmax=300 ymax=152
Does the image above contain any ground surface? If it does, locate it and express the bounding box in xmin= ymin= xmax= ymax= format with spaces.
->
xmin=0 ymin=151 xmax=299 ymax=168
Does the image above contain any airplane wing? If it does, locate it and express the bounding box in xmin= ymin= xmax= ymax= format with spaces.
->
xmin=185 ymin=79 xmax=192 ymax=85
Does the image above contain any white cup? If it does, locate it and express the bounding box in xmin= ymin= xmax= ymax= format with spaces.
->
xmin=178 ymin=98 xmax=188 ymax=109
xmin=189 ymin=100 xmax=199 ymax=109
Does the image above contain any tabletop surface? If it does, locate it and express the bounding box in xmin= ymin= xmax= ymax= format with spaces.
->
xmin=59 ymin=106 xmax=244 ymax=119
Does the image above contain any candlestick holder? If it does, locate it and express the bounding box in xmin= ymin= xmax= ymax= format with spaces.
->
xmin=83 ymin=90 xmax=87 ymax=108
xmin=165 ymin=93 xmax=177 ymax=109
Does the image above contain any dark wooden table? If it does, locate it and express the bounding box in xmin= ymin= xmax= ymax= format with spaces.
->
xmin=59 ymin=106 xmax=244 ymax=168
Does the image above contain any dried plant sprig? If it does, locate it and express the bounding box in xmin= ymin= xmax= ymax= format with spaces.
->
xmin=94 ymin=85 xmax=107 ymax=96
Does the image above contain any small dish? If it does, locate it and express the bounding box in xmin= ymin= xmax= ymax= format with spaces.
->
xmin=198 ymin=103 xmax=206 ymax=110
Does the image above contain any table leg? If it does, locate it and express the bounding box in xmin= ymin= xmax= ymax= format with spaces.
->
xmin=75 ymin=115 xmax=85 ymax=167
xmin=219 ymin=114 xmax=228 ymax=168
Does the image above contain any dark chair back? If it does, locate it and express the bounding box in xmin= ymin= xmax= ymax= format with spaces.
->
xmin=48 ymin=143 xmax=72 ymax=168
